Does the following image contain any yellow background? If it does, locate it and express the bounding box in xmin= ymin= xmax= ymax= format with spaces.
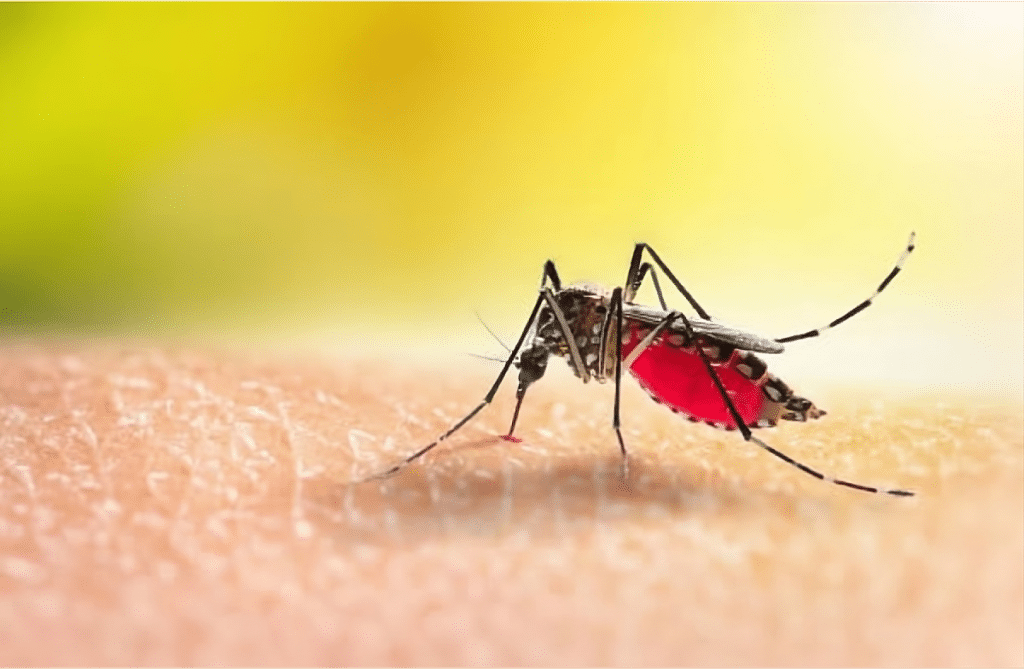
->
xmin=0 ymin=3 xmax=1020 ymax=390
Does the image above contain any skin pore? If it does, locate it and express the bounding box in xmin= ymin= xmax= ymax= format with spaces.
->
xmin=0 ymin=341 xmax=1021 ymax=665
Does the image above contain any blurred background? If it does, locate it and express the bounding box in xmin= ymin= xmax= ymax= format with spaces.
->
xmin=0 ymin=3 xmax=1020 ymax=392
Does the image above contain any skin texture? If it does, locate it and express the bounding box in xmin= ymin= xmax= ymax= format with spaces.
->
xmin=0 ymin=342 xmax=1021 ymax=666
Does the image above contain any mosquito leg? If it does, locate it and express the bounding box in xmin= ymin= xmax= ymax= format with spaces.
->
xmin=624 ymin=243 xmax=713 ymax=320
xmin=672 ymin=312 xmax=915 ymax=497
xmin=500 ymin=279 xmax=599 ymax=444
xmin=502 ymin=258 xmax=568 ymax=439
xmin=776 ymin=232 xmax=916 ymax=343
xmin=499 ymin=259 xmax=570 ymax=441
xmin=630 ymin=263 xmax=669 ymax=310
xmin=624 ymin=243 xmax=645 ymax=302
xmin=620 ymin=311 xmax=683 ymax=371
xmin=542 ymin=259 xmax=562 ymax=291
xmin=541 ymin=289 xmax=590 ymax=383
xmin=370 ymin=288 xmax=552 ymax=477
xmin=607 ymin=305 xmax=690 ymax=478
xmin=607 ymin=287 xmax=632 ymax=478
xmin=368 ymin=258 xmax=568 ymax=480
xmin=506 ymin=279 xmax=587 ymax=439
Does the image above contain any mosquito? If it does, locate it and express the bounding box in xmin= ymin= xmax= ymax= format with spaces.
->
xmin=374 ymin=232 xmax=917 ymax=496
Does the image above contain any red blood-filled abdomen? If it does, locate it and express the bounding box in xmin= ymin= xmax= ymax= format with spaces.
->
xmin=621 ymin=327 xmax=765 ymax=429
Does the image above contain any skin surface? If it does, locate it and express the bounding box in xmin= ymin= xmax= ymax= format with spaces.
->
xmin=0 ymin=342 xmax=1021 ymax=666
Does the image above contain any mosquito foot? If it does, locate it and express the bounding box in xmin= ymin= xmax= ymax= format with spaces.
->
xmin=360 ymin=465 xmax=402 ymax=483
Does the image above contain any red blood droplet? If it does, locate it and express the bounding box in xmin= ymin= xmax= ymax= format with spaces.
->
xmin=500 ymin=434 xmax=523 ymax=443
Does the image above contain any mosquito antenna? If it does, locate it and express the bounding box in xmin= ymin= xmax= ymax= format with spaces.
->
xmin=466 ymin=352 xmax=509 ymax=364
xmin=475 ymin=311 xmax=512 ymax=352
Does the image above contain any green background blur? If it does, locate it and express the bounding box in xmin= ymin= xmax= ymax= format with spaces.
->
xmin=1 ymin=3 xmax=1021 ymax=390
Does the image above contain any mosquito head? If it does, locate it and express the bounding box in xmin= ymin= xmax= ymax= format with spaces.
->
xmin=515 ymin=344 xmax=550 ymax=398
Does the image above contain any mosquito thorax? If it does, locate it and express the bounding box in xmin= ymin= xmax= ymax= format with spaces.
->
xmin=531 ymin=283 xmax=615 ymax=382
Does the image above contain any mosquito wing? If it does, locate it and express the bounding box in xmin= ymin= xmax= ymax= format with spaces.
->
xmin=622 ymin=303 xmax=784 ymax=354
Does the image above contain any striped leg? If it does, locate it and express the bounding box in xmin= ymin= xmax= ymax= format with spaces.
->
xmin=624 ymin=243 xmax=712 ymax=319
xmin=366 ymin=260 xmax=563 ymax=480
xmin=776 ymin=232 xmax=916 ymax=344
xmin=672 ymin=311 xmax=915 ymax=496
xmin=628 ymin=262 xmax=669 ymax=310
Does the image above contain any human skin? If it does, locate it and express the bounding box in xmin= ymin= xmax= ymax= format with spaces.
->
xmin=0 ymin=341 xmax=1021 ymax=666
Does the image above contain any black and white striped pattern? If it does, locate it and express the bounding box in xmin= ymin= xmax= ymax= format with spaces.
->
xmin=776 ymin=232 xmax=916 ymax=344
xmin=668 ymin=309 xmax=914 ymax=497
xmin=747 ymin=433 xmax=914 ymax=496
